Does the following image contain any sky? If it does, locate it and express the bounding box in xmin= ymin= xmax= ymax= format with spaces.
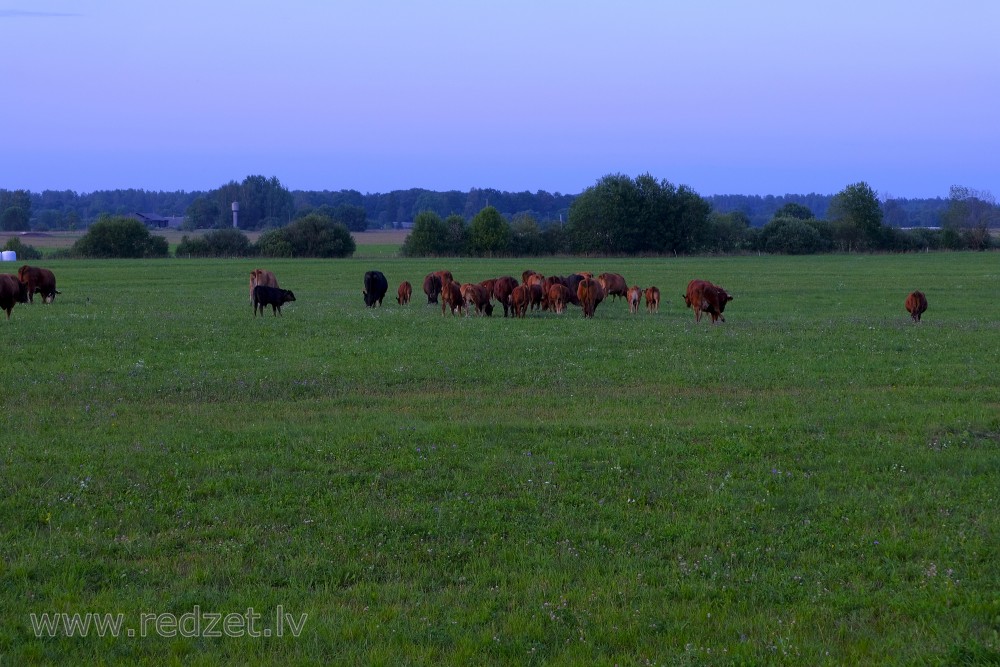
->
xmin=2 ymin=0 xmax=998 ymax=198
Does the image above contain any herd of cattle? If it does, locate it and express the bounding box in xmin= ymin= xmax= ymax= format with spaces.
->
xmin=0 ymin=265 xmax=60 ymax=319
xmin=358 ymin=269 xmax=733 ymax=321
xmin=0 ymin=264 xmax=929 ymax=324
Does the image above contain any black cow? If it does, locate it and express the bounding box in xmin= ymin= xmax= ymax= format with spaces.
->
xmin=253 ymin=285 xmax=296 ymax=316
xmin=363 ymin=270 xmax=389 ymax=308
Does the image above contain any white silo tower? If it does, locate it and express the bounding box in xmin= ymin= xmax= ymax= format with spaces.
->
xmin=232 ymin=202 xmax=240 ymax=229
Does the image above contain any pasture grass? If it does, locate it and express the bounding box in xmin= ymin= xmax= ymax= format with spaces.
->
xmin=1 ymin=253 xmax=998 ymax=665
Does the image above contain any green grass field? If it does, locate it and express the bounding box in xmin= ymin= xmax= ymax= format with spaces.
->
xmin=1 ymin=253 xmax=998 ymax=665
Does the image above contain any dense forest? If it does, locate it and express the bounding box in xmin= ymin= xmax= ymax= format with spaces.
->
xmin=0 ymin=177 xmax=961 ymax=232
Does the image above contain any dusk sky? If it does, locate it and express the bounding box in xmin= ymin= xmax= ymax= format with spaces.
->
xmin=2 ymin=1 xmax=998 ymax=198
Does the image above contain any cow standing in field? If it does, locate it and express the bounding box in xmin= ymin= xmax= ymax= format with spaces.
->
xmin=363 ymin=270 xmax=389 ymax=307
xmin=627 ymin=286 xmax=642 ymax=314
xmin=577 ymin=278 xmax=601 ymax=318
xmin=423 ymin=273 xmax=442 ymax=304
xmin=564 ymin=274 xmax=587 ymax=305
xmin=253 ymin=285 xmax=296 ymax=316
xmin=905 ymin=290 xmax=928 ymax=322
xmin=644 ymin=286 xmax=661 ymax=314
xmin=492 ymin=276 xmax=519 ymax=317
xmin=18 ymin=265 xmax=60 ymax=304
xmin=527 ymin=283 xmax=544 ymax=311
xmin=597 ymin=272 xmax=628 ymax=302
xmin=463 ymin=284 xmax=494 ymax=316
xmin=397 ymin=281 xmax=412 ymax=305
xmin=441 ymin=280 xmax=465 ymax=316
xmin=684 ymin=279 xmax=733 ymax=324
xmin=510 ymin=284 xmax=530 ymax=318
xmin=544 ymin=283 xmax=572 ymax=314
xmin=0 ymin=274 xmax=28 ymax=319
xmin=249 ymin=269 xmax=278 ymax=305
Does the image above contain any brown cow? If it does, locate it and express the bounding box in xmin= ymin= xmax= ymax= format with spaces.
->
xmin=525 ymin=273 xmax=546 ymax=289
xmin=441 ymin=280 xmax=464 ymax=316
xmin=545 ymin=283 xmax=572 ymax=314
xmin=492 ymin=276 xmax=519 ymax=317
xmin=510 ymin=284 xmax=530 ymax=318
xmin=597 ymin=272 xmax=628 ymax=302
xmin=644 ymin=286 xmax=661 ymax=314
xmin=577 ymin=278 xmax=601 ymax=318
xmin=527 ymin=283 xmax=544 ymax=311
xmin=905 ymin=290 xmax=928 ymax=322
xmin=521 ymin=270 xmax=539 ymax=284
xmin=423 ymin=273 xmax=442 ymax=304
xmin=0 ymin=274 xmax=28 ymax=319
xmin=433 ymin=270 xmax=454 ymax=287
xmin=627 ymin=285 xmax=642 ymax=314
xmin=18 ymin=265 xmax=60 ymax=304
xmin=249 ymin=269 xmax=278 ymax=305
xmin=464 ymin=284 xmax=494 ymax=316
xmin=685 ymin=279 xmax=732 ymax=324
xmin=397 ymin=281 xmax=412 ymax=305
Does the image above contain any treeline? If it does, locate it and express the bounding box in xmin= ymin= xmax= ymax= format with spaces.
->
xmin=5 ymin=215 xmax=356 ymax=259
xmin=4 ymin=179 xmax=576 ymax=232
xmin=1 ymin=177 xmax=965 ymax=233
xmin=705 ymin=193 xmax=951 ymax=228
xmin=398 ymin=177 xmax=997 ymax=256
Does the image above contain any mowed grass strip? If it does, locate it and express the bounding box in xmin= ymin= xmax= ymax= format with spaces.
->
xmin=1 ymin=253 xmax=998 ymax=665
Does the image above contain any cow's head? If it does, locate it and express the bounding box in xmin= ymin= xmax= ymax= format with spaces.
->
xmin=283 ymin=290 xmax=296 ymax=303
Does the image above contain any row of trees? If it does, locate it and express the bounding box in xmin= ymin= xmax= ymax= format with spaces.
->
xmin=6 ymin=180 xmax=577 ymax=232
xmin=33 ymin=215 xmax=355 ymax=259
xmin=399 ymin=177 xmax=995 ymax=257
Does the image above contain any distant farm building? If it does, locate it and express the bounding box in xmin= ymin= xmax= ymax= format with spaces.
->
xmin=130 ymin=213 xmax=185 ymax=229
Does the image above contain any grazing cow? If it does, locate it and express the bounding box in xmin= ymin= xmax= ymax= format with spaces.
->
xmin=397 ymin=281 xmax=412 ymax=305
xmin=564 ymin=273 xmax=587 ymax=304
xmin=423 ymin=273 xmax=442 ymax=304
xmin=644 ymin=286 xmax=661 ymax=314
xmin=0 ymin=274 xmax=28 ymax=319
xmin=545 ymin=283 xmax=572 ymax=314
xmin=597 ymin=272 xmax=628 ymax=302
xmin=685 ymin=279 xmax=732 ymax=324
xmin=905 ymin=290 xmax=928 ymax=322
xmin=510 ymin=284 xmax=530 ymax=318
xmin=492 ymin=276 xmax=519 ymax=317
xmin=441 ymin=280 xmax=465 ymax=316
xmin=363 ymin=270 xmax=389 ymax=308
xmin=627 ymin=285 xmax=642 ymax=314
xmin=17 ymin=265 xmax=60 ymax=304
xmin=527 ymin=283 xmax=544 ymax=311
xmin=576 ymin=278 xmax=598 ymax=317
xmin=521 ymin=270 xmax=539 ymax=284
xmin=249 ymin=269 xmax=278 ymax=305
xmin=464 ymin=284 xmax=494 ymax=316
xmin=253 ymin=285 xmax=296 ymax=316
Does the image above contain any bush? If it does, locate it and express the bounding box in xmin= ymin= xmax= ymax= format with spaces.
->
xmin=176 ymin=228 xmax=254 ymax=257
xmin=761 ymin=217 xmax=824 ymax=254
xmin=2 ymin=237 xmax=43 ymax=260
xmin=255 ymin=229 xmax=294 ymax=257
xmin=400 ymin=211 xmax=449 ymax=257
xmin=72 ymin=216 xmax=169 ymax=258
xmin=253 ymin=214 xmax=354 ymax=258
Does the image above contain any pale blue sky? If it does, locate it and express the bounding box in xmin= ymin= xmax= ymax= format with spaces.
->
xmin=2 ymin=1 xmax=997 ymax=197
